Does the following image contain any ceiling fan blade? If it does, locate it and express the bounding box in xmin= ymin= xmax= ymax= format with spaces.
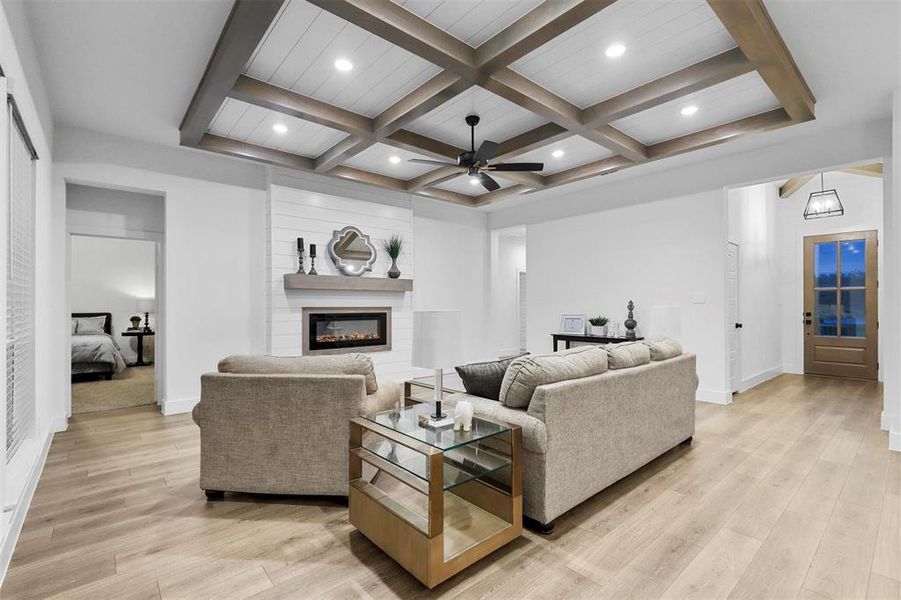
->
xmin=473 ymin=140 xmax=500 ymax=165
xmin=477 ymin=172 xmax=501 ymax=192
xmin=408 ymin=158 xmax=457 ymax=166
xmin=488 ymin=162 xmax=544 ymax=172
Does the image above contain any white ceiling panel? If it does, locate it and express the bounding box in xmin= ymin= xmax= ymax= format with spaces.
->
xmin=435 ymin=172 xmax=511 ymax=197
xmin=611 ymin=71 xmax=780 ymax=145
xmin=209 ymin=98 xmax=348 ymax=157
xmin=245 ymin=0 xmax=442 ymax=118
xmin=510 ymin=0 xmax=736 ymax=108
xmin=393 ymin=0 xmax=543 ymax=46
xmin=344 ymin=143 xmax=443 ymax=179
xmin=407 ymin=86 xmax=545 ymax=150
xmin=505 ymin=135 xmax=613 ymax=175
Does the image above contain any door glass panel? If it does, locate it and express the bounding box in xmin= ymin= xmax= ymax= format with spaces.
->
xmin=816 ymin=290 xmax=838 ymax=336
xmin=840 ymin=289 xmax=866 ymax=337
xmin=814 ymin=242 xmax=837 ymax=287
xmin=840 ymin=240 xmax=866 ymax=286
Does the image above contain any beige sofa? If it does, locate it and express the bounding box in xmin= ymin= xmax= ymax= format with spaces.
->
xmin=192 ymin=354 xmax=400 ymax=499
xmin=447 ymin=351 xmax=697 ymax=530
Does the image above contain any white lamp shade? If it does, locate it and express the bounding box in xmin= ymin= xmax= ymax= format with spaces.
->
xmin=649 ymin=305 xmax=682 ymax=340
xmin=136 ymin=298 xmax=156 ymax=313
xmin=412 ymin=310 xmax=465 ymax=369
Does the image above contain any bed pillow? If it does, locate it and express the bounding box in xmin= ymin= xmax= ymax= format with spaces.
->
xmin=218 ymin=353 xmax=378 ymax=394
xmin=499 ymin=346 xmax=608 ymax=409
xmin=605 ymin=342 xmax=651 ymax=369
xmin=455 ymin=353 xmax=527 ymax=401
xmin=642 ymin=338 xmax=683 ymax=361
xmin=75 ymin=316 xmax=106 ymax=335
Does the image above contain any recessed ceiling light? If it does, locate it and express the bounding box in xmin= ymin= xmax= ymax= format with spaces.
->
xmin=681 ymin=105 xmax=698 ymax=117
xmin=389 ymin=155 xmax=401 ymax=164
xmin=334 ymin=58 xmax=353 ymax=72
xmin=605 ymin=44 xmax=626 ymax=58
xmin=272 ymin=123 xmax=288 ymax=134
xmin=469 ymin=176 xmax=480 ymax=185
xmin=552 ymin=149 xmax=564 ymax=159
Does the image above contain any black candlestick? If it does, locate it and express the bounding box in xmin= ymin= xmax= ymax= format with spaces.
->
xmin=296 ymin=237 xmax=303 ymax=251
xmin=310 ymin=243 xmax=316 ymax=258
xmin=296 ymin=248 xmax=306 ymax=275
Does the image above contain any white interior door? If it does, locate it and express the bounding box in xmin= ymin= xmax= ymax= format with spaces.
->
xmin=727 ymin=243 xmax=741 ymax=392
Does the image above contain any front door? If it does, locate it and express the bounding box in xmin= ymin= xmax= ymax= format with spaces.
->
xmin=804 ymin=230 xmax=878 ymax=379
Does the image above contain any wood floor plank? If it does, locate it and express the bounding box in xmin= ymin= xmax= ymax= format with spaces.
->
xmin=1 ymin=376 xmax=895 ymax=599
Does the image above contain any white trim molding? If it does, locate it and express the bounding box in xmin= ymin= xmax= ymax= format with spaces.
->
xmin=891 ymin=429 xmax=901 ymax=452
xmin=696 ymin=388 xmax=733 ymax=405
xmin=161 ymin=396 xmax=199 ymax=416
xmin=739 ymin=365 xmax=783 ymax=393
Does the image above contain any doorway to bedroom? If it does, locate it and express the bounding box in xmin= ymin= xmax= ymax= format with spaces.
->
xmin=66 ymin=183 xmax=165 ymax=415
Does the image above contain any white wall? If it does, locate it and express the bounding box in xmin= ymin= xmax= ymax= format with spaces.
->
xmin=54 ymin=129 xmax=268 ymax=416
xmin=0 ymin=0 xmax=63 ymax=581
xmin=67 ymin=182 xmax=164 ymax=240
xmin=728 ymin=183 xmax=783 ymax=390
xmin=775 ymin=171 xmax=884 ymax=378
xmin=526 ymin=189 xmax=730 ymax=403
xmin=70 ymin=236 xmax=156 ymax=363
xmin=490 ymin=229 xmax=527 ymax=357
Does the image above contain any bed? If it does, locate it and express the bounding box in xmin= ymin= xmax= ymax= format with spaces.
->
xmin=71 ymin=312 xmax=127 ymax=380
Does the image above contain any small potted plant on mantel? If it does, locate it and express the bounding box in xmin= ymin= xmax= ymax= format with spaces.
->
xmin=588 ymin=316 xmax=609 ymax=337
xmin=382 ymin=234 xmax=403 ymax=279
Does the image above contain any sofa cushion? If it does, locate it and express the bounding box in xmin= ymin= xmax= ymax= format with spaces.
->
xmin=218 ymin=353 xmax=378 ymax=394
xmin=605 ymin=342 xmax=651 ymax=369
xmin=445 ymin=393 xmax=547 ymax=454
xmin=642 ymin=338 xmax=683 ymax=361
xmin=499 ymin=346 xmax=608 ymax=409
xmin=455 ymin=353 xmax=527 ymax=401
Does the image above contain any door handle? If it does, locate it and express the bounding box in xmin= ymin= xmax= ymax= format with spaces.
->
xmin=734 ymin=323 xmax=743 ymax=329
xmin=803 ymin=312 xmax=812 ymax=317
xmin=804 ymin=319 xmax=812 ymax=325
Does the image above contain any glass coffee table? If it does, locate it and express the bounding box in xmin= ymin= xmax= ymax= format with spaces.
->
xmin=348 ymin=402 xmax=522 ymax=588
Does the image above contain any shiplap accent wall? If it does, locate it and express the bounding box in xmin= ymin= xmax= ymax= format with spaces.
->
xmin=267 ymin=185 xmax=414 ymax=382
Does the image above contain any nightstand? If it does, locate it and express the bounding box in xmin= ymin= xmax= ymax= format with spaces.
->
xmin=121 ymin=330 xmax=154 ymax=366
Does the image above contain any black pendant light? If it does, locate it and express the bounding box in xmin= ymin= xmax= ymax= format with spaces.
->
xmin=803 ymin=172 xmax=844 ymax=220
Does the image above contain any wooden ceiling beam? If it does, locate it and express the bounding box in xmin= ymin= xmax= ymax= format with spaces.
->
xmin=406 ymin=166 xmax=461 ymax=192
xmin=649 ymin=108 xmax=792 ymax=160
xmin=841 ymin=163 xmax=883 ymax=178
xmin=384 ymin=130 xmax=463 ymax=161
xmin=489 ymin=170 xmax=545 ymax=188
xmin=475 ymin=0 xmax=617 ymax=72
xmin=315 ymin=137 xmax=374 ymax=172
xmin=707 ymin=0 xmax=815 ymax=122
xmin=373 ymin=72 xmax=473 ymax=137
xmin=472 ymin=185 xmax=533 ymax=207
xmin=779 ymin=174 xmax=814 ymax=199
xmin=582 ymin=47 xmax=754 ymax=126
xmin=491 ymin=123 xmax=571 ymax=163
xmin=180 ymin=0 xmax=285 ymax=146
xmin=195 ymin=134 xmax=315 ymax=171
xmin=416 ymin=186 xmax=480 ymax=207
xmin=328 ymin=165 xmax=409 ymax=192
xmin=229 ymin=75 xmax=373 ymax=137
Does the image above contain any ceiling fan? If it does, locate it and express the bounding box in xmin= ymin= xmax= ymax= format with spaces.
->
xmin=408 ymin=115 xmax=544 ymax=192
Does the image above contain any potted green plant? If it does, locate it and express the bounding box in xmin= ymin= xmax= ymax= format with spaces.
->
xmin=381 ymin=234 xmax=404 ymax=279
xmin=589 ymin=316 xmax=609 ymax=336
xmin=129 ymin=315 xmax=142 ymax=330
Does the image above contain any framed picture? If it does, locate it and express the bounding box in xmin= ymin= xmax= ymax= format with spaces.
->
xmin=559 ymin=314 xmax=586 ymax=334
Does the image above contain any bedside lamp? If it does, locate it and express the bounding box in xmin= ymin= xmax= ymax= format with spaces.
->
xmin=412 ymin=310 xmax=464 ymax=428
xmin=136 ymin=298 xmax=156 ymax=332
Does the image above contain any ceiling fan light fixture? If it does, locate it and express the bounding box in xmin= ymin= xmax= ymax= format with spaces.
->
xmin=605 ymin=43 xmax=626 ymax=58
xmin=469 ymin=176 xmax=480 ymax=185
xmin=803 ymin=173 xmax=844 ymax=220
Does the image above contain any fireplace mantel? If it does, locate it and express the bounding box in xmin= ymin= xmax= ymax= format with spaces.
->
xmin=284 ymin=274 xmax=413 ymax=292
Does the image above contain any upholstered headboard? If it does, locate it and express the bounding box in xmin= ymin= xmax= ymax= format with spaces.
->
xmin=72 ymin=312 xmax=112 ymax=335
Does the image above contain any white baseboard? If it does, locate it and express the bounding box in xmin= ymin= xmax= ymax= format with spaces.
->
xmin=890 ymin=429 xmax=901 ymax=452
xmin=0 ymin=421 xmax=56 ymax=586
xmin=161 ymin=396 xmax=199 ymax=416
xmin=51 ymin=415 xmax=68 ymax=433
xmin=696 ymin=388 xmax=733 ymax=405
xmin=739 ymin=366 xmax=783 ymax=393
xmin=882 ymin=410 xmax=894 ymax=432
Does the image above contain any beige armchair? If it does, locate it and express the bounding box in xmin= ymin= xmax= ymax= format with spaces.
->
xmin=192 ymin=355 xmax=400 ymax=500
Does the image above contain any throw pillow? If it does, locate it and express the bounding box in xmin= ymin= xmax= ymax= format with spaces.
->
xmin=218 ymin=353 xmax=378 ymax=394
xmin=605 ymin=342 xmax=651 ymax=369
xmin=455 ymin=353 xmax=527 ymax=401
xmin=642 ymin=337 xmax=683 ymax=361
xmin=75 ymin=316 xmax=106 ymax=335
xmin=499 ymin=345 xmax=608 ymax=409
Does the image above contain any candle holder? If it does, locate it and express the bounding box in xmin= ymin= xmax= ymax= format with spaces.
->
xmin=309 ymin=252 xmax=318 ymax=275
xmin=296 ymin=249 xmax=306 ymax=275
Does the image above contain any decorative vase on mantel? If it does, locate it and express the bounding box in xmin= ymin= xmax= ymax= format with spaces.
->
xmin=388 ymin=257 xmax=401 ymax=279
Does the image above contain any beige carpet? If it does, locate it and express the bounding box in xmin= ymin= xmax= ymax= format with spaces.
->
xmin=71 ymin=366 xmax=156 ymax=414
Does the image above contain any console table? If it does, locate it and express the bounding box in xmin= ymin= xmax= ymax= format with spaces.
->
xmin=552 ymin=333 xmax=644 ymax=352
xmin=121 ymin=329 xmax=154 ymax=366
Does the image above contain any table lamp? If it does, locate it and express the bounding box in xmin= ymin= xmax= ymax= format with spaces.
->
xmin=412 ymin=310 xmax=464 ymax=428
xmin=136 ymin=298 xmax=156 ymax=332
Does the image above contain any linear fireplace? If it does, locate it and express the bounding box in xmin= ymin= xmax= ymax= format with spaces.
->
xmin=302 ymin=307 xmax=391 ymax=355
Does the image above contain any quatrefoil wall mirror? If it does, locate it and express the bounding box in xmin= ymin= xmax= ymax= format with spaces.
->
xmin=327 ymin=226 xmax=377 ymax=276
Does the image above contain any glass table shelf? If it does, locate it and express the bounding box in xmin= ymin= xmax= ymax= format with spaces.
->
xmin=363 ymin=402 xmax=510 ymax=451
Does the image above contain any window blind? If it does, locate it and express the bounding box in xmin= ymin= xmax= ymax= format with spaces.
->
xmin=5 ymin=96 xmax=37 ymax=462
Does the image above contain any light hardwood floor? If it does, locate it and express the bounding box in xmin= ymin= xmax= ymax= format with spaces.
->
xmin=3 ymin=374 xmax=900 ymax=599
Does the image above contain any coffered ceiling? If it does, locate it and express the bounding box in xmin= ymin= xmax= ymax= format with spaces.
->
xmin=181 ymin=0 xmax=816 ymax=208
